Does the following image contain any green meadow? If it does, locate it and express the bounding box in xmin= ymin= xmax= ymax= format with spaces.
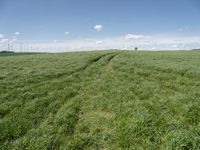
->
xmin=0 ymin=50 xmax=200 ymax=149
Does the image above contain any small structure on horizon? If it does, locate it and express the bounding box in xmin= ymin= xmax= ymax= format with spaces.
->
xmin=135 ymin=47 xmax=138 ymax=51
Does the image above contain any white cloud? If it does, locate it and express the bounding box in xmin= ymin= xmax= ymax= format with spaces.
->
xmin=125 ymin=34 xmax=144 ymax=40
xmin=0 ymin=34 xmax=4 ymax=39
xmin=14 ymin=32 xmax=20 ymax=35
xmin=10 ymin=39 xmax=17 ymax=43
xmin=96 ymin=41 xmax=103 ymax=44
xmin=65 ymin=32 xmax=69 ymax=35
xmin=0 ymin=38 xmax=9 ymax=43
xmin=172 ymin=44 xmax=178 ymax=48
xmin=94 ymin=25 xmax=103 ymax=32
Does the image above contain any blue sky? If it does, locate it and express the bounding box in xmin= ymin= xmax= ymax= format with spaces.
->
xmin=0 ymin=0 xmax=200 ymax=51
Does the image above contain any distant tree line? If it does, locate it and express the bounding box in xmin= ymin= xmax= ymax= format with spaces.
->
xmin=0 ymin=50 xmax=15 ymax=53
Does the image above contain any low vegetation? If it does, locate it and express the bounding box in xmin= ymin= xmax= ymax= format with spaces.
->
xmin=0 ymin=50 xmax=200 ymax=149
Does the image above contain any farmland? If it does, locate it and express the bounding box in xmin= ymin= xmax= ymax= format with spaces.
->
xmin=0 ymin=50 xmax=200 ymax=149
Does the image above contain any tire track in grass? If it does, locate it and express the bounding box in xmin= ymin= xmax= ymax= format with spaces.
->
xmin=49 ymin=52 xmax=121 ymax=147
xmin=58 ymin=53 xmax=122 ymax=149
xmin=81 ymin=52 xmax=118 ymax=71
xmin=0 ymin=54 xmax=106 ymax=144
xmin=0 ymin=52 xmax=120 ymax=148
xmin=2 ymin=52 xmax=119 ymax=147
xmin=107 ymin=53 xmax=120 ymax=63
xmin=0 ymin=52 xmax=112 ymax=92
xmin=0 ymin=52 xmax=117 ymax=120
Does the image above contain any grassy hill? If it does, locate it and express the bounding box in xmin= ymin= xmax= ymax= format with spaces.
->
xmin=0 ymin=50 xmax=200 ymax=149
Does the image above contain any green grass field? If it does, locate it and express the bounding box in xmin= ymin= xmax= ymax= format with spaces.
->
xmin=0 ymin=50 xmax=200 ymax=149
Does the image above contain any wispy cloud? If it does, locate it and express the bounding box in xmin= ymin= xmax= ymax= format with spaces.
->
xmin=125 ymin=34 xmax=145 ymax=40
xmin=10 ymin=39 xmax=17 ymax=43
xmin=95 ymin=41 xmax=103 ymax=45
xmin=172 ymin=44 xmax=178 ymax=48
xmin=178 ymin=26 xmax=189 ymax=32
xmin=94 ymin=25 xmax=103 ymax=32
xmin=14 ymin=32 xmax=21 ymax=35
xmin=0 ymin=38 xmax=9 ymax=43
xmin=0 ymin=34 xmax=4 ymax=39
xmin=65 ymin=32 xmax=69 ymax=35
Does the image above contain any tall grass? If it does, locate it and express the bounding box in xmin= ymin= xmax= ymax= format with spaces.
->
xmin=0 ymin=50 xmax=200 ymax=149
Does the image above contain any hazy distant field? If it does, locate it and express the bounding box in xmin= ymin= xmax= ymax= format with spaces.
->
xmin=0 ymin=50 xmax=200 ymax=149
